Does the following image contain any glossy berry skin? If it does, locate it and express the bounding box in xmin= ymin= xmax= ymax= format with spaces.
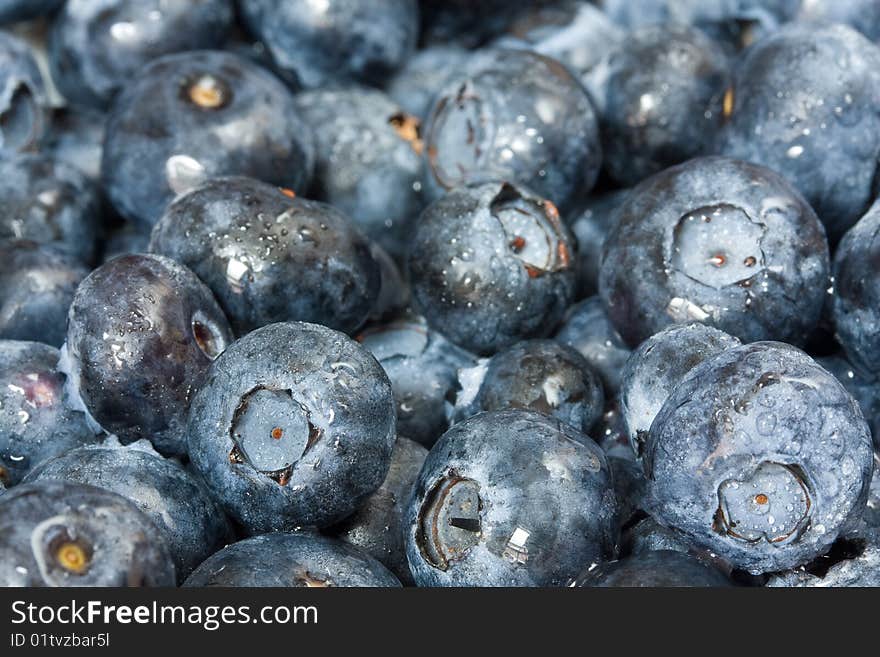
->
xmin=149 ymin=176 xmax=380 ymax=336
xmin=0 ymin=31 xmax=47 ymax=155
xmin=101 ymin=50 xmax=315 ymax=228
xmin=386 ymin=45 xmax=468 ymax=120
xmin=405 ymin=410 xmax=618 ymax=587
xmin=409 ymin=182 xmax=576 ymax=356
xmin=716 ymin=23 xmax=880 ymax=241
xmin=452 ymin=339 xmax=604 ymax=434
xmin=0 ymin=241 xmax=89 ymax=348
xmin=0 ymin=341 xmax=97 ymax=487
xmin=423 ymin=49 xmax=602 ymax=210
xmin=0 ymin=481 xmax=175 ymax=587
xmin=187 ymin=322 xmax=396 ymax=534
xmin=572 ymin=550 xmax=732 ymax=587
xmin=238 ymin=0 xmax=418 ymax=89
xmin=293 ymin=88 xmax=425 ymax=261
xmin=49 ymin=0 xmax=234 ymax=110
xmin=554 ymin=297 xmax=631 ymax=394
xmin=0 ymin=154 xmax=101 ymax=263
xmin=357 ymin=316 xmax=476 ymax=448
xmin=184 ymin=532 xmax=400 ymax=587
xmin=596 ymin=24 xmax=730 ymax=186
xmin=25 ymin=441 xmax=233 ymax=581
xmin=620 ymin=323 xmax=740 ymax=455
xmin=0 ymin=1 xmax=62 ymax=24
xmin=832 ymin=199 xmax=880 ymax=375
xmin=330 ymin=436 xmax=427 ymax=585
xmin=63 ymin=254 xmax=234 ymax=456
xmin=644 ymin=342 xmax=874 ymax=574
xmin=600 ymin=156 xmax=830 ymax=348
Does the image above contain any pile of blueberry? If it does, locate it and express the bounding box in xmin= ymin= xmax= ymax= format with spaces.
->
xmin=0 ymin=0 xmax=879 ymax=588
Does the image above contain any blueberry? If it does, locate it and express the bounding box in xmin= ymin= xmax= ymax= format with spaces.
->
xmin=101 ymin=49 xmax=315 ymax=228
xmin=715 ymin=23 xmax=880 ymax=241
xmin=100 ymin=221 xmax=151 ymax=264
xmin=62 ymin=253 xmax=234 ymax=456
xmin=357 ymin=316 xmax=476 ymax=448
xmin=368 ymin=243 xmax=410 ymax=322
xmin=866 ymin=455 xmax=880 ymax=529
xmin=608 ymin=454 xmax=647 ymax=529
xmin=0 ymin=1 xmax=62 ymax=24
xmin=293 ymin=88 xmax=425 ymax=261
xmin=493 ymin=2 xmax=624 ymax=80
xmin=0 ymin=480 xmax=175 ymax=586
xmin=49 ymin=0 xmax=234 ymax=110
xmin=0 ymin=340 xmax=96 ymax=487
xmin=570 ymin=190 xmax=628 ymax=300
xmin=150 ymin=176 xmax=380 ymax=336
xmin=768 ymin=533 xmax=880 ymax=587
xmin=620 ymin=323 xmax=741 ymax=455
xmin=600 ymin=156 xmax=830 ymax=348
xmin=386 ymin=45 xmax=468 ymax=120
xmin=644 ymin=341 xmax=875 ymax=574
xmin=409 ymin=182 xmax=576 ymax=356
xmin=595 ymin=24 xmax=730 ymax=186
xmin=0 ymin=30 xmax=47 ymax=154
xmin=24 ymin=440 xmax=233 ymax=581
xmin=0 ymin=241 xmax=89 ymax=347
xmin=418 ymin=0 xmax=537 ymax=50
xmin=187 ymin=321 xmax=396 ymax=533
xmin=405 ymin=409 xmax=618 ymax=586
xmin=183 ymin=532 xmax=400 ymax=587
xmin=818 ymin=354 xmax=880 ymax=449
xmin=422 ymin=49 xmax=602 ymax=210
xmin=451 ymin=339 xmax=604 ymax=435
xmin=329 ymin=436 xmax=427 ymax=585
xmin=43 ymin=107 xmax=105 ymax=181
xmin=0 ymin=154 xmax=101 ymax=263
xmin=832 ymin=199 xmax=880 ymax=375
xmin=794 ymin=0 xmax=880 ymax=42
xmin=554 ymin=296 xmax=631 ymax=394
xmin=571 ymin=550 xmax=733 ymax=587
xmin=238 ymin=0 xmax=418 ymax=89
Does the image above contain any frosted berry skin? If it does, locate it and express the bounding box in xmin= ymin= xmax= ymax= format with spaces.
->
xmin=48 ymin=0 xmax=234 ymax=110
xmin=832 ymin=198 xmax=880 ymax=375
xmin=25 ymin=442 xmax=233 ymax=581
xmin=596 ymin=24 xmax=731 ymax=186
xmin=405 ymin=410 xmax=618 ymax=587
xmin=63 ymin=254 xmax=234 ymax=457
xmin=620 ymin=323 xmax=741 ymax=455
xmin=0 ymin=241 xmax=89 ymax=348
xmin=358 ymin=316 xmax=477 ymax=448
xmin=293 ymin=88 xmax=425 ymax=261
xmin=149 ymin=176 xmax=381 ymax=337
xmin=0 ymin=154 xmax=102 ymax=264
xmin=422 ymin=49 xmax=602 ymax=211
xmin=452 ymin=339 xmax=605 ymax=435
xmin=599 ymin=156 xmax=830 ymax=348
xmin=408 ymin=182 xmax=577 ymax=356
xmin=330 ymin=436 xmax=428 ymax=585
xmin=386 ymin=45 xmax=468 ymax=120
xmin=716 ymin=23 xmax=880 ymax=242
xmin=186 ymin=322 xmax=396 ymax=534
xmin=183 ymin=532 xmax=401 ymax=587
xmin=0 ymin=31 xmax=48 ymax=155
xmin=101 ymin=50 xmax=315 ymax=228
xmin=0 ymin=341 xmax=97 ymax=487
xmin=644 ymin=342 xmax=875 ymax=575
xmin=0 ymin=481 xmax=175 ymax=587
xmin=238 ymin=0 xmax=418 ymax=90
